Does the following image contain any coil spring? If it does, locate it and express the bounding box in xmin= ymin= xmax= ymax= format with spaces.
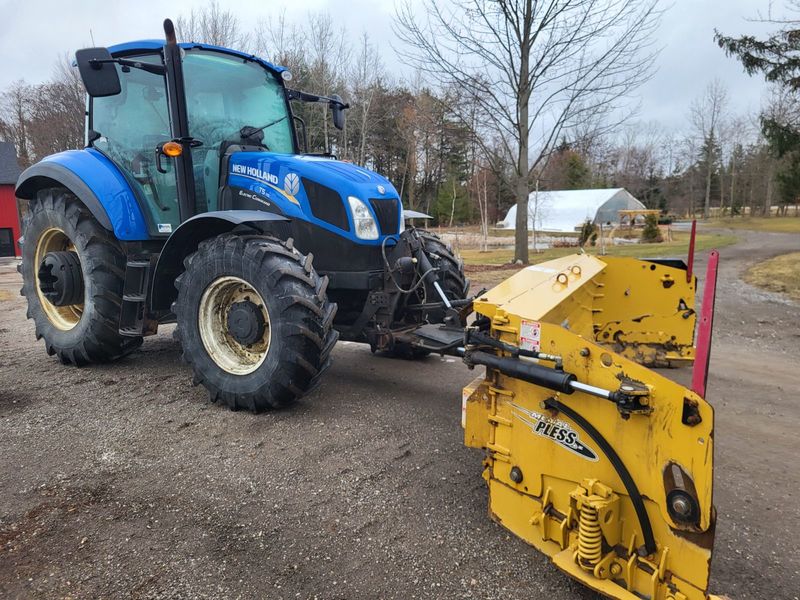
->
xmin=577 ymin=505 xmax=603 ymax=569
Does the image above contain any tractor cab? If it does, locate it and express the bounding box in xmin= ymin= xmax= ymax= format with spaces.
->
xmin=91 ymin=43 xmax=296 ymax=235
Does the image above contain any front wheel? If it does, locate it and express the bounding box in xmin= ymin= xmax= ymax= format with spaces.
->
xmin=172 ymin=234 xmax=338 ymax=411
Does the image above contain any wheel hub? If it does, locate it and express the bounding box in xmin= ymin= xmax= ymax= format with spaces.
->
xmin=226 ymin=300 xmax=266 ymax=346
xmin=38 ymin=250 xmax=84 ymax=307
xmin=198 ymin=276 xmax=271 ymax=376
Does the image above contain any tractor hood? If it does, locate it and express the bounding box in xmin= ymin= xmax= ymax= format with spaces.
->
xmin=225 ymin=152 xmax=402 ymax=244
xmin=227 ymin=152 xmax=398 ymax=212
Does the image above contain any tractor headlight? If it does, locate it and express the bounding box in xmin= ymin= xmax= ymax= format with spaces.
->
xmin=347 ymin=196 xmax=379 ymax=240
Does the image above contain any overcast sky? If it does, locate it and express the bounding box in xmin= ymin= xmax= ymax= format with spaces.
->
xmin=0 ymin=0 xmax=780 ymax=132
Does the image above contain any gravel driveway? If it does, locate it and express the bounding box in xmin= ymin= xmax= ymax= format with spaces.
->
xmin=1 ymin=228 xmax=798 ymax=599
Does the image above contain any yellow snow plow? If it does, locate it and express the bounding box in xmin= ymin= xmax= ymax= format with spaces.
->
xmin=461 ymin=251 xmax=721 ymax=600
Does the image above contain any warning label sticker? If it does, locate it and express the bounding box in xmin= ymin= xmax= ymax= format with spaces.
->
xmin=519 ymin=320 xmax=541 ymax=352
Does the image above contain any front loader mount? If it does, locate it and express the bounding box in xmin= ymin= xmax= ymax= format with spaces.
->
xmin=456 ymin=253 xmax=722 ymax=600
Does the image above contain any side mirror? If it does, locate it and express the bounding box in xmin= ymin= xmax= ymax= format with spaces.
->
xmin=75 ymin=48 xmax=121 ymax=97
xmin=330 ymin=94 xmax=348 ymax=131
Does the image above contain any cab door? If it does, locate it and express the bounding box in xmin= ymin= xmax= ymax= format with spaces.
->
xmin=90 ymin=54 xmax=180 ymax=236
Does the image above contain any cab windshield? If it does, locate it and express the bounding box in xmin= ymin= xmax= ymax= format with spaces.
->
xmin=182 ymin=49 xmax=294 ymax=155
xmin=182 ymin=49 xmax=294 ymax=210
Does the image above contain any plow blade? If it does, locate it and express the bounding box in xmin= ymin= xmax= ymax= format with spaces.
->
xmin=462 ymin=253 xmax=721 ymax=600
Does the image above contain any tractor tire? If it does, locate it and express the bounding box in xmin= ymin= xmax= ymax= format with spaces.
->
xmin=19 ymin=188 xmax=142 ymax=365
xmin=172 ymin=233 xmax=338 ymax=411
xmin=417 ymin=230 xmax=470 ymax=323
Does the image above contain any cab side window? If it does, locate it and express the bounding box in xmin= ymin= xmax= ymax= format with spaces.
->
xmin=91 ymin=54 xmax=179 ymax=233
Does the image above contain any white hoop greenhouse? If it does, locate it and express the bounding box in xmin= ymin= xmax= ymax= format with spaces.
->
xmin=498 ymin=188 xmax=645 ymax=233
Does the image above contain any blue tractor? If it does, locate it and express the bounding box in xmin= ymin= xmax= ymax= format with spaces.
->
xmin=16 ymin=20 xmax=469 ymax=410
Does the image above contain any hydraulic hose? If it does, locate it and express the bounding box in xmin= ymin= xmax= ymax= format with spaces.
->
xmin=543 ymin=397 xmax=657 ymax=556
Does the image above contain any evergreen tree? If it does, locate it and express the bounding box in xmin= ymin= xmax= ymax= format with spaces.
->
xmin=641 ymin=213 xmax=663 ymax=243
xmin=717 ymin=15 xmax=800 ymax=211
xmin=696 ymin=132 xmax=722 ymax=211
xmin=564 ymin=152 xmax=591 ymax=189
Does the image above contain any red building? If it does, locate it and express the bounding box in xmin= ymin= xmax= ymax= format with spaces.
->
xmin=0 ymin=142 xmax=23 ymax=257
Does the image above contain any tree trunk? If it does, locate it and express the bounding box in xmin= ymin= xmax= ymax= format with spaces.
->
xmin=729 ymin=155 xmax=736 ymax=215
xmin=408 ymin=149 xmax=417 ymax=210
xmin=322 ymin=104 xmax=329 ymax=152
xmin=514 ymin=21 xmax=531 ymax=264
xmin=703 ymin=151 xmax=712 ymax=219
xmin=765 ymin=166 xmax=773 ymax=216
xmin=480 ymin=171 xmax=489 ymax=252
xmin=531 ymin=179 xmax=539 ymax=253
xmin=449 ymin=179 xmax=456 ymax=227
xmin=358 ymin=99 xmax=370 ymax=165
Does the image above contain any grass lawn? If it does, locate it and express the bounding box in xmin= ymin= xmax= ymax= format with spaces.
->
xmin=459 ymin=231 xmax=736 ymax=266
xmin=709 ymin=216 xmax=800 ymax=233
xmin=459 ymin=231 xmax=737 ymax=289
xmin=744 ymin=252 xmax=800 ymax=301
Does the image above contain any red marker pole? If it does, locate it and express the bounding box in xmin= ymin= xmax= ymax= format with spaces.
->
xmin=687 ymin=219 xmax=696 ymax=283
xmin=691 ymin=250 xmax=719 ymax=398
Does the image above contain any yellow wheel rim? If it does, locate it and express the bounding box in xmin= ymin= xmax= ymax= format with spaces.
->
xmin=34 ymin=227 xmax=84 ymax=331
xmin=198 ymin=276 xmax=271 ymax=375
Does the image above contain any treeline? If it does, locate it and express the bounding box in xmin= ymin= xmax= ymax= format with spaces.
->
xmin=538 ymin=97 xmax=781 ymax=218
xmin=0 ymin=57 xmax=84 ymax=169
xmin=0 ymin=1 xmax=793 ymax=228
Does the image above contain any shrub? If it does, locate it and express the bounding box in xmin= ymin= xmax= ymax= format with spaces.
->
xmin=641 ymin=214 xmax=663 ymax=243
xmin=578 ymin=219 xmax=597 ymax=247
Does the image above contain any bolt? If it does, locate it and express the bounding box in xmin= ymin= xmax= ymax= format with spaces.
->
xmin=671 ymin=495 xmax=692 ymax=517
xmin=580 ymin=347 xmax=590 ymax=357
xmin=509 ymin=466 xmax=523 ymax=484
xmin=610 ymin=563 xmax=622 ymax=577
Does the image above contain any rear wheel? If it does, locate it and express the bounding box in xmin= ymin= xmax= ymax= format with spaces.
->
xmin=19 ymin=188 xmax=142 ymax=365
xmin=173 ymin=233 xmax=338 ymax=411
xmin=387 ymin=230 xmax=470 ymax=358
xmin=417 ymin=230 xmax=470 ymax=323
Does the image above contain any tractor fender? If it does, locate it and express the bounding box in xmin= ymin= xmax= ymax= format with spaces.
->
xmin=150 ymin=211 xmax=290 ymax=312
xmin=15 ymin=149 xmax=149 ymax=240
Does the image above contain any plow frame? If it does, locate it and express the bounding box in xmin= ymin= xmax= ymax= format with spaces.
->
xmin=461 ymin=252 xmax=722 ymax=600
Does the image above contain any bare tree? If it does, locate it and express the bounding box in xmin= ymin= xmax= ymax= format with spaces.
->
xmin=0 ymin=54 xmax=84 ymax=167
xmin=177 ymin=1 xmax=250 ymax=49
xmin=255 ymin=10 xmax=304 ymax=68
xmin=474 ymin=166 xmax=491 ymax=251
xmin=0 ymin=80 xmax=32 ymax=167
xmin=690 ymin=80 xmax=728 ymax=218
xmin=351 ymin=33 xmax=384 ymax=165
xmin=27 ymin=55 xmax=85 ymax=159
xmin=395 ymin=0 xmax=662 ymax=263
xmin=306 ymin=13 xmax=350 ymax=152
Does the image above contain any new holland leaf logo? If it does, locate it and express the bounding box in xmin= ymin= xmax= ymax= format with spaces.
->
xmin=512 ymin=403 xmax=598 ymax=461
xmin=284 ymin=172 xmax=300 ymax=196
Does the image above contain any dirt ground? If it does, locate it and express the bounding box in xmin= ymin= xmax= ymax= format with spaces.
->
xmin=1 ymin=227 xmax=798 ymax=600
